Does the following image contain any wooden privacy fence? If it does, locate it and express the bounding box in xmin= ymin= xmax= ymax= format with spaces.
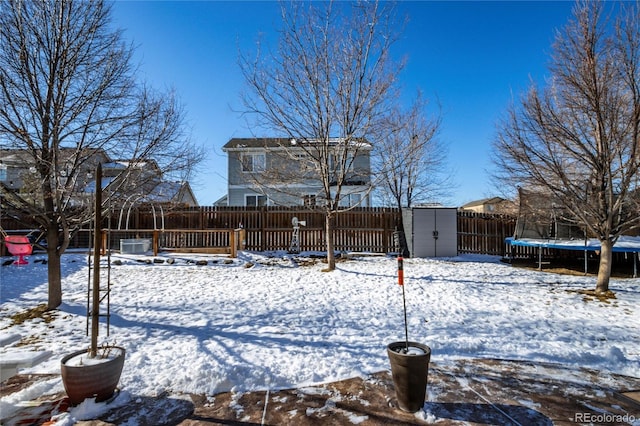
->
xmin=115 ymin=206 xmax=399 ymax=253
xmin=90 ymin=207 xmax=517 ymax=256
xmin=457 ymin=211 xmax=517 ymax=256
xmin=3 ymin=206 xmax=521 ymax=256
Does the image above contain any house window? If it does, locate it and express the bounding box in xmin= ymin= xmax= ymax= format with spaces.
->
xmin=338 ymin=193 xmax=362 ymax=207
xmin=303 ymin=194 xmax=316 ymax=207
xmin=241 ymin=153 xmax=265 ymax=172
xmin=329 ymin=152 xmax=354 ymax=172
xmin=246 ymin=194 xmax=267 ymax=207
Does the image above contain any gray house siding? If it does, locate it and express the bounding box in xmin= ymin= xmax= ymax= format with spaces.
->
xmin=0 ymin=160 xmax=25 ymax=191
xmin=223 ymin=138 xmax=372 ymax=207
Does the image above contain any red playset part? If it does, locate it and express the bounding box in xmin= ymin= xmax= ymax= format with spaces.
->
xmin=4 ymin=235 xmax=32 ymax=265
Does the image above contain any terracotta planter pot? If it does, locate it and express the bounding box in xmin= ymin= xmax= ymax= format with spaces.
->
xmin=387 ymin=341 xmax=431 ymax=413
xmin=60 ymin=346 xmax=125 ymax=405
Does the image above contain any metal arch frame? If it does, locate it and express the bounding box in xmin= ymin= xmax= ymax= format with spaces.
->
xmin=117 ymin=194 xmax=165 ymax=231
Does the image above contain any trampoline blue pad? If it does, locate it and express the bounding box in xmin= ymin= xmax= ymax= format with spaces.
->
xmin=505 ymin=236 xmax=640 ymax=253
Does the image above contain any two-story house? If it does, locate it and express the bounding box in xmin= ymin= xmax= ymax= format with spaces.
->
xmin=222 ymin=137 xmax=372 ymax=207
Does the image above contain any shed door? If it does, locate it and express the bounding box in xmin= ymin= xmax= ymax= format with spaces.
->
xmin=412 ymin=208 xmax=457 ymax=257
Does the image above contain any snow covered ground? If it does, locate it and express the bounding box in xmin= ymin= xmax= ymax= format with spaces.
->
xmin=0 ymin=251 xmax=639 ymax=423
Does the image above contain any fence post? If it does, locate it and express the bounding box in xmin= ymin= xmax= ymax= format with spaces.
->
xmin=260 ymin=207 xmax=266 ymax=252
xmin=153 ymin=230 xmax=159 ymax=256
xmin=230 ymin=229 xmax=237 ymax=258
xmin=239 ymin=228 xmax=246 ymax=250
xmin=101 ymin=231 xmax=107 ymax=255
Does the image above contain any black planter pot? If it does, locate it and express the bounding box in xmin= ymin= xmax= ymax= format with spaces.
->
xmin=386 ymin=341 xmax=431 ymax=413
xmin=60 ymin=346 xmax=126 ymax=405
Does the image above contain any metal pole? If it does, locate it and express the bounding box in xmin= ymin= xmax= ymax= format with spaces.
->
xmin=401 ymin=283 xmax=409 ymax=352
xmin=90 ymin=164 xmax=102 ymax=358
xmin=538 ymin=246 xmax=542 ymax=270
xmin=398 ymin=256 xmax=409 ymax=352
xmin=584 ymin=249 xmax=588 ymax=275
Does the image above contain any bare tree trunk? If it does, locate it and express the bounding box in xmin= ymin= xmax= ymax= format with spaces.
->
xmin=395 ymin=200 xmax=410 ymax=257
xmin=325 ymin=212 xmax=335 ymax=271
xmin=46 ymin=227 xmax=62 ymax=310
xmin=596 ymin=239 xmax=612 ymax=294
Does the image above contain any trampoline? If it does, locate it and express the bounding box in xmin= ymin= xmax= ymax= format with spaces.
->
xmin=506 ymin=188 xmax=640 ymax=276
xmin=505 ymin=236 xmax=640 ymax=277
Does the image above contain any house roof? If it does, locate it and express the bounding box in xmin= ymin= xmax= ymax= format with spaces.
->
xmin=105 ymin=158 xmax=161 ymax=172
xmin=84 ymin=176 xmax=116 ymax=193
xmin=147 ymin=181 xmax=190 ymax=203
xmin=222 ymin=137 xmax=372 ymax=150
xmin=223 ymin=138 xmax=291 ymax=150
xmin=84 ymin=180 xmax=198 ymax=205
xmin=0 ymin=147 xmax=111 ymax=165
xmin=460 ymin=197 xmax=506 ymax=209
xmin=0 ymin=150 xmax=30 ymax=165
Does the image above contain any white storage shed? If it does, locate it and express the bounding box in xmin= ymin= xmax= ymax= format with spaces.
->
xmin=402 ymin=207 xmax=458 ymax=257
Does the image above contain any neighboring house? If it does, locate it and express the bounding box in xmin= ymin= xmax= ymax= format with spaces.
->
xmin=147 ymin=181 xmax=198 ymax=206
xmin=222 ymin=137 xmax=372 ymax=207
xmin=459 ymin=197 xmax=515 ymax=214
xmin=0 ymin=148 xmax=198 ymax=207
xmin=0 ymin=149 xmax=36 ymax=192
xmin=213 ymin=194 xmax=228 ymax=207
xmin=0 ymin=148 xmax=110 ymax=193
xmin=99 ymin=159 xmax=198 ymax=206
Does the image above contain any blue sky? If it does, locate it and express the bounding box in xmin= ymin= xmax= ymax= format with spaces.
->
xmin=111 ymin=1 xmax=577 ymax=207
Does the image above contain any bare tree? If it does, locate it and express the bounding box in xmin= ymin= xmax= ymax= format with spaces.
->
xmin=239 ymin=1 xmax=404 ymax=270
xmin=493 ymin=1 xmax=640 ymax=293
xmin=0 ymin=0 xmax=203 ymax=309
xmin=373 ymin=92 xmax=446 ymax=257
xmin=374 ymin=91 xmax=447 ymax=209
